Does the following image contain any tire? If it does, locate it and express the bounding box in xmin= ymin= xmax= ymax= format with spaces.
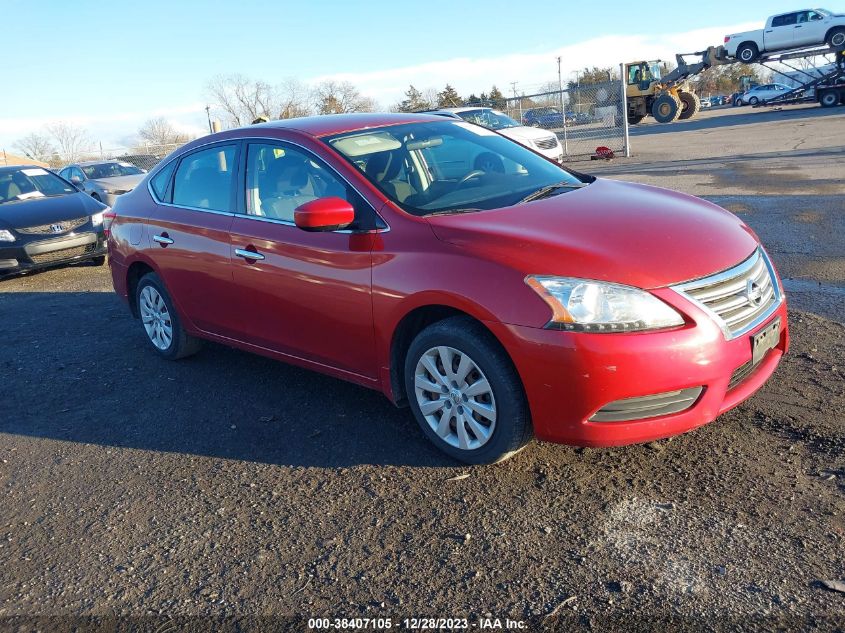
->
xmin=404 ymin=316 xmax=532 ymax=464
xmin=736 ymin=42 xmax=759 ymax=63
xmin=627 ymin=114 xmax=645 ymax=125
xmin=819 ymin=90 xmax=840 ymax=108
xmin=678 ymin=92 xmax=701 ymax=120
xmin=135 ymin=272 xmax=202 ymax=360
xmin=749 ymin=96 xmax=759 ymax=106
xmin=827 ymin=27 xmax=845 ymax=50
xmin=91 ymin=256 xmax=106 ymax=266
xmin=651 ymin=94 xmax=681 ymax=123
xmin=734 ymin=97 xmax=744 ymax=107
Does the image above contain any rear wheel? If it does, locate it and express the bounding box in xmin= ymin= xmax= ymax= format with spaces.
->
xmin=404 ymin=316 xmax=532 ymax=464
xmin=749 ymin=96 xmax=759 ymax=106
xmin=819 ymin=89 xmax=840 ymax=108
xmin=737 ymin=42 xmax=759 ymax=63
xmin=651 ymin=94 xmax=681 ymax=123
xmin=678 ymin=92 xmax=701 ymax=120
xmin=827 ymin=27 xmax=845 ymax=50
xmin=136 ymin=272 xmax=202 ymax=360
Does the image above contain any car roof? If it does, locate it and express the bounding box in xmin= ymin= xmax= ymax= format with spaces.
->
xmin=435 ymin=106 xmax=492 ymax=113
xmin=0 ymin=164 xmax=38 ymax=172
xmin=249 ymin=112 xmax=444 ymax=137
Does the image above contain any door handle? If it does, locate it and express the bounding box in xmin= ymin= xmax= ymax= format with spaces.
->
xmin=235 ymin=248 xmax=265 ymax=261
xmin=153 ymin=234 xmax=174 ymax=245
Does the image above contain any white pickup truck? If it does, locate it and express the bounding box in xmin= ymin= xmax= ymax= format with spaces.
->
xmin=725 ymin=8 xmax=845 ymax=62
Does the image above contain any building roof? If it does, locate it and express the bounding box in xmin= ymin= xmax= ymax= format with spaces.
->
xmin=0 ymin=151 xmax=49 ymax=168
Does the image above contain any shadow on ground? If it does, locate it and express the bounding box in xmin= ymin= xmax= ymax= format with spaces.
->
xmin=1 ymin=290 xmax=452 ymax=469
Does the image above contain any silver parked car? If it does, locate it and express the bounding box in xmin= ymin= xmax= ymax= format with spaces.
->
xmin=735 ymin=83 xmax=793 ymax=106
xmin=59 ymin=160 xmax=146 ymax=206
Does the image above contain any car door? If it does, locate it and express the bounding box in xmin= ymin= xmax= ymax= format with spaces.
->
xmin=794 ymin=10 xmax=825 ymax=47
xmin=767 ymin=13 xmax=798 ymax=50
xmin=228 ymin=140 xmax=379 ymax=378
xmin=145 ymin=142 xmax=243 ymax=338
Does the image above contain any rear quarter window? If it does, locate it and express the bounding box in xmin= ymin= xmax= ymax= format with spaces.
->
xmin=150 ymin=160 xmax=176 ymax=202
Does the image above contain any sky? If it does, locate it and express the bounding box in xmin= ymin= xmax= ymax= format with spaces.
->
xmin=1 ymin=0 xmax=830 ymax=152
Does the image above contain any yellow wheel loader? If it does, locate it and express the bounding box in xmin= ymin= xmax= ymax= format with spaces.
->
xmin=624 ymin=47 xmax=729 ymax=125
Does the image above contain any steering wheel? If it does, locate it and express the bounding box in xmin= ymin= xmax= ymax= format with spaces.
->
xmin=458 ymin=169 xmax=485 ymax=186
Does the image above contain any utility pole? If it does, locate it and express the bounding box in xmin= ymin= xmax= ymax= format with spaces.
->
xmin=510 ymin=81 xmax=519 ymax=120
xmin=573 ymin=69 xmax=581 ymax=113
xmin=557 ymin=56 xmax=568 ymax=155
xmin=205 ymin=105 xmax=213 ymax=134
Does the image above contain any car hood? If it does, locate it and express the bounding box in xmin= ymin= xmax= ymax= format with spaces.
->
xmin=0 ymin=192 xmax=104 ymax=229
xmin=90 ymin=174 xmax=145 ymax=190
xmin=425 ymin=178 xmax=758 ymax=289
xmin=498 ymin=126 xmax=558 ymax=144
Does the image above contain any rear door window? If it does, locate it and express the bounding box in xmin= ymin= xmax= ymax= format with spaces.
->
xmin=172 ymin=145 xmax=237 ymax=212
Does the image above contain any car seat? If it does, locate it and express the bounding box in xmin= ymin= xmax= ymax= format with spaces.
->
xmin=364 ymin=151 xmax=415 ymax=202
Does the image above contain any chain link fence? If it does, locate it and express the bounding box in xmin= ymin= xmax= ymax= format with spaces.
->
xmin=43 ymin=142 xmax=186 ymax=173
xmin=495 ymin=78 xmax=629 ymax=159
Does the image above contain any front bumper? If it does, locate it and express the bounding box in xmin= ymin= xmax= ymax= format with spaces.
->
xmin=0 ymin=231 xmax=107 ymax=276
xmin=485 ymin=291 xmax=789 ymax=447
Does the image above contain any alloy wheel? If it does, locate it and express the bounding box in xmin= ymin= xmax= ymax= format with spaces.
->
xmin=139 ymin=285 xmax=173 ymax=351
xmin=414 ymin=346 xmax=497 ymax=451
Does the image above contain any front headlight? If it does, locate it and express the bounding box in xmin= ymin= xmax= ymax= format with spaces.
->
xmin=525 ymin=276 xmax=684 ymax=332
xmin=0 ymin=229 xmax=15 ymax=242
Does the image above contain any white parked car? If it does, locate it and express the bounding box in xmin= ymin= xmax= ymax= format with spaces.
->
xmin=735 ymin=83 xmax=794 ymax=105
xmin=430 ymin=107 xmax=565 ymax=163
xmin=725 ymin=8 xmax=845 ymax=62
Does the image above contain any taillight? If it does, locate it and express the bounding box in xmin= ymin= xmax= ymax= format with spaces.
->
xmin=724 ymin=36 xmax=730 ymax=43
xmin=102 ymin=209 xmax=117 ymax=236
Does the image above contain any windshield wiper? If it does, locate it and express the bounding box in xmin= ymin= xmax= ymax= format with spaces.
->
xmin=519 ymin=181 xmax=586 ymax=204
xmin=426 ymin=207 xmax=482 ymax=217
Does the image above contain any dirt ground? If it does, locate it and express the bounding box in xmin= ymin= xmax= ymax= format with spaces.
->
xmin=0 ymin=105 xmax=844 ymax=632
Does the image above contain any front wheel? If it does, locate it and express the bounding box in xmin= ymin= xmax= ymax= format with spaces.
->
xmin=678 ymin=92 xmax=701 ymax=120
xmin=827 ymin=27 xmax=845 ymax=50
xmin=819 ymin=90 xmax=840 ymax=108
xmin=404 ymin=316 xmax=532 ymax=464
xmin=136 ymin=272 xmax=202 ymax=360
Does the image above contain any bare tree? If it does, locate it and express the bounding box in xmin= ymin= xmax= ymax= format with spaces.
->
xmin=45 ymin=122 xmax=92 ymax=163
xmin=13 ymin=132 xmax=56 ymax=164
xmin=138 ymin=117 xmax=194 ymax=147
xmin=313 ymin=80 xmax=376 ymax=115
xmin=277 ymin=79 xmax=312 ymax=119
xmin=206 ymin=73 xmax=277 ymax=127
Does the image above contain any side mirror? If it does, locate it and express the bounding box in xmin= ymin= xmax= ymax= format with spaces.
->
xmin=294 ymin=197 xmax=355 ymax=232
xmin=70 ymin=176 xmax=82 ymax=185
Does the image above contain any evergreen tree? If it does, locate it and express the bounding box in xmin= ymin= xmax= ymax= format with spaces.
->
xmin=488 ymin=85 xmax=506 ymax=109
xmin=399 ymin=85 xmax=431 ymax=112
xmin=437 ymin=84 xmax=462 ymax=107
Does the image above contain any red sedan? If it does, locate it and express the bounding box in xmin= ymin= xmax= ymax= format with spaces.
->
xmin=106 ymin=113 xmax=788 ymax=464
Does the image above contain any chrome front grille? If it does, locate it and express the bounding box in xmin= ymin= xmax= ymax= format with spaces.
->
xmin=18 ymin=217 xmax=88 ymax=235
xmin=672 ymin=248 xmax=781 ymax=340
xmin=534 ymin=137 xmax=559 ymax=150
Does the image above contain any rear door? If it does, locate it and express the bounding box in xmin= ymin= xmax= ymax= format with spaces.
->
xmin=227 ymin=140 xmax=379 ymax=378
xmin=767 ymin=13 xmax=798 ymax=50
xmin=145 ymin=142 xmax=242 ymax=338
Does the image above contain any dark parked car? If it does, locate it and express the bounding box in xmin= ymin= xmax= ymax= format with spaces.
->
xmin=522 ymin=107 xmax=574 ymax=128
xmin=0 ymin=165 xmax=108 ymax=276
xmin=107 ymin=113 xmax=787 ymax=464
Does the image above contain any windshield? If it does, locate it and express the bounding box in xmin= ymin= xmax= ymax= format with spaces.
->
xmin=0 ymin=167 xmax=77 ymax=205
xmin=82 ymin=162 xmax=144 ymax=179
xmin=815 ymin=8 xmax=831 ymax=16
xmin=325 ymin=120 xmax=585 ymax=216
xmin=457 ymin=109 xmax=521 ymax=130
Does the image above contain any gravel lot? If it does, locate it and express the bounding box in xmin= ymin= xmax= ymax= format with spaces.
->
xmin=1 ymin=106 xmax=844 ymax=632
